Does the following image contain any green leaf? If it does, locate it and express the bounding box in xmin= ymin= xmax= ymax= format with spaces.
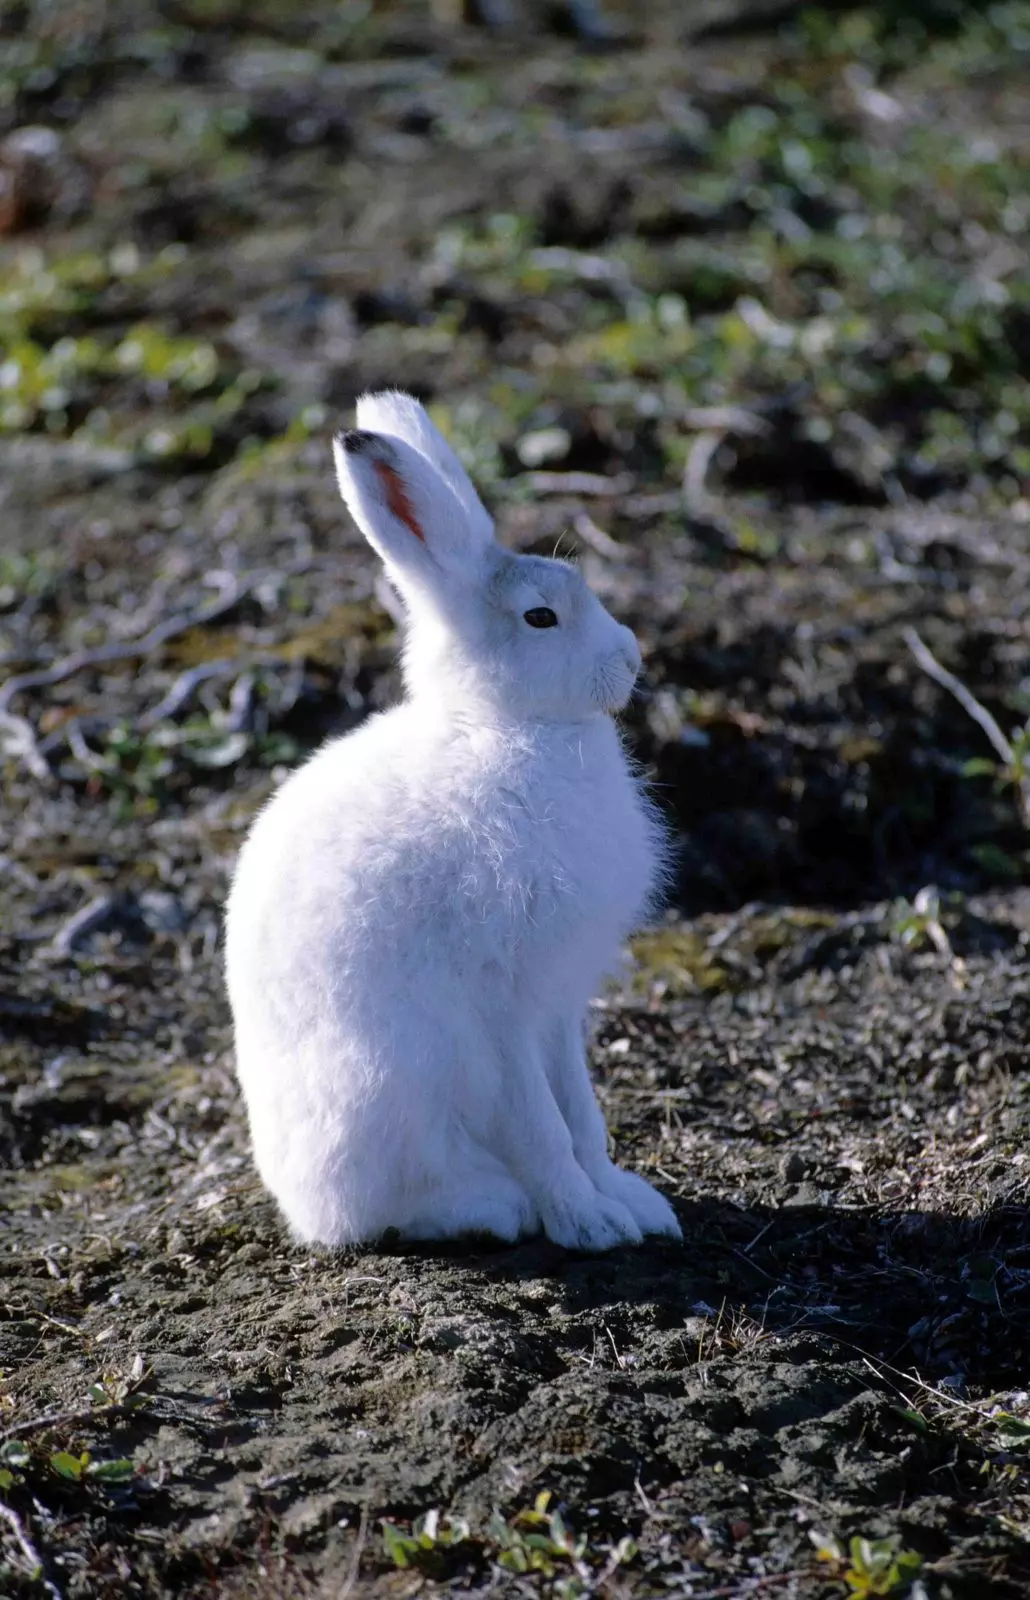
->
xmin=892 ymin=1407 xmax=928 ymax=1433
xmin=381 ymin=1522 xmax=417 ymax=1568
xmin=995 ymin=1414 xmax=1030 ymax=1442
xmin=0 ymin=1467 xmax=15 ymax=1489
xmin=844 ymin=1532 xmax=922 ymax=1595
xmin=810 ymin=1527 xmax=844 ymax=1562
xmin=487 ymin=1511 xmax=512 ymax=1545
xmin=968 ymin=842 xmax=1022 ymax=881
xmin=86 ymin=1458 xmax=136 ymax=1482
xmin=849 ymin=1534 xmax=883 ymax=1574
xmin=50 ymin=1450 xmax=84 ymax=1480
xmin=961 ymin=757 xmax=998 ymax=778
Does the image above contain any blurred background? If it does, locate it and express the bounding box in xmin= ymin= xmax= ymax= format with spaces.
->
xmin=2 ymin=0 xmax=1029 ymax=913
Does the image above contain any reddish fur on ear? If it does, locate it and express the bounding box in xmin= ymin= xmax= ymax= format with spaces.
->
xmin=374 ymin=459 xmax=425 ymax=543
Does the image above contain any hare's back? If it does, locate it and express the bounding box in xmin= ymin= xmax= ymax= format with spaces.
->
xmin=227 ymin=707 xmax=655 ymax=1001
xmin=227 ymin=706 xmax=512 ymax=946
xmin=231 ymin=707 xmax=430 ymax=891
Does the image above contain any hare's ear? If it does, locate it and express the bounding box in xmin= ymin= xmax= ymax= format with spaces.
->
xmin=356 ymin=390 xmax=493 ymax=546
xmin=333 ymin=429 xmax=491 ymax=582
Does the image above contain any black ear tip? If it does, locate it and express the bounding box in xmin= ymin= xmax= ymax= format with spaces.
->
xmin=337 ymin=428 xmax=373 ymax=455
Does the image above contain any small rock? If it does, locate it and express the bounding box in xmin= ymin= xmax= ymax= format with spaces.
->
xmin=517 ymin=427 xmax=572 ymax=468
xmin=138 ymin=890 xmax=189 ymax=934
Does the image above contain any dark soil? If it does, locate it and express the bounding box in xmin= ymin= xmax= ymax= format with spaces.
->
xmin=2 ymin=1 xmax=1029 ymax=1596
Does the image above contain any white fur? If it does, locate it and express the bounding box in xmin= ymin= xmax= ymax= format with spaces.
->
xmin=224 ymin=392 xmax=681 ymax=1251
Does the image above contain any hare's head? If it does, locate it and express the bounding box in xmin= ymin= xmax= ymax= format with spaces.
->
xmin=333 ymin=392 xmax=640 ymax=721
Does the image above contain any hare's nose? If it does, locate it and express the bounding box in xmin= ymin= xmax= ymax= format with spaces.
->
xmin=620 ymin=631 xmax=641 ymax=678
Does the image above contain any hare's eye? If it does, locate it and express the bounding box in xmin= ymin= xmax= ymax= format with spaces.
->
xmin=524 ymin=607 xmax=558 ymax=629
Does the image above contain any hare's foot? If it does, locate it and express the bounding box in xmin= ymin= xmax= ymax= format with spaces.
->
xmin=400 ymin=1174 xmax=537 ymax=1244
xmin=592 ymin=1164 xmax=682 ymax=1240
xmin=538 ymin=1178 xmax=643 ymax=1252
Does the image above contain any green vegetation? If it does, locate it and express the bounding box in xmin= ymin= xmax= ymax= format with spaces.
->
xmin=812 ymin=1530 xmax=924 ymax=1597
xmin=2 ymin=5 xmax=1028 ymax=493
xmin=0 ymin=247 xmax=264 ymax=458
xmin=0 ymin=1438 xmax=136 ymax=1493
xmin=381 ymin=1493 xmax=639 ymax=1595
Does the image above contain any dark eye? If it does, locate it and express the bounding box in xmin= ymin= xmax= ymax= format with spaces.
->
xmin=523 ymin=607 xmax=558 ymax=629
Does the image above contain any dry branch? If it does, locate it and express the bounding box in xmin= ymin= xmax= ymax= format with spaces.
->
xmin=0 ymin=1398 xmax=139 ymax=1445
xmin=0 ymin=1501 xmax=64 ymax=1599
xmin=903 ymin=626 xmax=1030 ymax=827
xmin=0 ymin=579 xmax=245 ymax=715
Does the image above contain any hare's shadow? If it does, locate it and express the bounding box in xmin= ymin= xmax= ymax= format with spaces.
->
xmin=387 ymin=1196 xmax=1030 ymax=1391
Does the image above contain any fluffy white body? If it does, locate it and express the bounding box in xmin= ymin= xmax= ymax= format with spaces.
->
xmin=225 ymin=392 xmax=681 ymax=1251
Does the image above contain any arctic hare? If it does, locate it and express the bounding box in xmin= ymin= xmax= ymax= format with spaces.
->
xmin=225 ymin=391 xmax=680 ymax=1251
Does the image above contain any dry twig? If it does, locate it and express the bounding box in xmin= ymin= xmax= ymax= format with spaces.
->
xmin=46 ymin=892 xmax=124 ymax=957
xmin=683 ymin=1573 xmax=806 ymax=1599
xmin=139 ymin=659 xmax=242 ymax=730
xmin=338 ymin=1502 xmax=371 ymax=1600
xmin=0 ymin=1501 xmax=64 ymax=1600
xmin=903 ymin=626 xmax=1030 ymax=826
xmin=524 ymin=470 xmax=634 ymax=498
xmin=0 ymin=1397 xmax=139 ymax=1445
xmin=0 ymin=579 xmax=245 ymax=715
xmin=571 ymin=511 xmax=632 ymax=561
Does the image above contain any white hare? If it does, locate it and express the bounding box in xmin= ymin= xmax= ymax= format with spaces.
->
xmin=224 ymin=391 xmax=681 ymax=1251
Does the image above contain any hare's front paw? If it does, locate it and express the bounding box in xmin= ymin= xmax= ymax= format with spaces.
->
xmin=594 ymin=1165 xmax=682 ymax=1240
xmin=539 ymin=1188 xmax=643 ymax=1252
xmin=401 ymin=1178 xmax=538 ymax=1244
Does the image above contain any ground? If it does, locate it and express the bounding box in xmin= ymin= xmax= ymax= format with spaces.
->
xmin=1 ymin=0 xmax=1030 ymax=1595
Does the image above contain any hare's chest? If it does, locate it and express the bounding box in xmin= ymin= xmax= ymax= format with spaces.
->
xmin=556 ymin=765 xmax=656 ymax=929
xmin=490 ymin=734 xmax=659 ymax=946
